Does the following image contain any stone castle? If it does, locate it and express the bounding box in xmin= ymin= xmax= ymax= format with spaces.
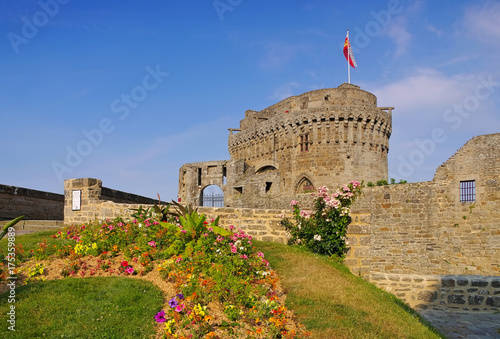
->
xmin=179 ymin=83 xmax=393 ymax=208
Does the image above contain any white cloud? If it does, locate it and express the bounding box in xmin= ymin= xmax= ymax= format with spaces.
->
xmin=463 ymin=1 xmax=500 ymax=42
xmin=369 ymin=69 xmax=474 ymax=112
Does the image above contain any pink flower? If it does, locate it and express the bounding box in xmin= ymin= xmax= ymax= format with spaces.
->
xmin=203 ymin=233 xmax=209 ymax=237
xmin=181 ymin=230 xmax=186 ymax=234
xmin=350 ymin=180 xmax=360 ymax=188
xmin=148 ymin=241 xmax=156 ymax=247
xmin=231 ymin=246 xmax=237 ymax=253
xmin=257 ymin=252 xmax=265 ymax=258
xmin=240 ymin=254 xmax=248 ymax=259
xmin=290 ymin=200 xmax=299 ymax=207
xmin=126 ymin=267 xmax=134 ymax=274
xmin=208 ymin=227 xmax=213 ymax=232
xmin=121 ymin=261 xmax=128 ymax=267
xmin=229 ymin=225 xmax=235 ymax=231
xmin=108 ymin=225 xmax=114 ymax=231
xmin=300 ymin=210 xmax=312 ymax=219
xmin=175 ymin=256 xmax=183 ymax=263
xmin=175 ymin=303 xmax=185 ymax=313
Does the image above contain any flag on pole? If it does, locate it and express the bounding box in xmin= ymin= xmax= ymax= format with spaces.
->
xmin=343 ymin=31 xmax=357 ymax=68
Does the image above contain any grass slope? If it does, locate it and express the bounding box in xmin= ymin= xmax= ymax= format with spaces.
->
xmin=254 ymin=241 xmax=445 ymax=339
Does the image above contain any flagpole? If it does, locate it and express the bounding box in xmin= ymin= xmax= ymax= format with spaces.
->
xmin=347 ymin=29 xmax=350 ymax=84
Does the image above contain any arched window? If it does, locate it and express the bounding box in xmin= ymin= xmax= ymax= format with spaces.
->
xmin=296 ymin=177 xmax=314 ymax=193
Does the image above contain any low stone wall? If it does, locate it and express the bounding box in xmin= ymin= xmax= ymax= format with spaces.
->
xmin=198 ymin=207 xmax=289 ymax=243
xmin=64 ymin=178 xmax=163 ymax=225
xmin=0 ymin=184 xmax=64 ymax=221
xmin=370 ymin=273 xmax=500 ymax=312
xmin=0 ymin=220 xmax=64 ymax=234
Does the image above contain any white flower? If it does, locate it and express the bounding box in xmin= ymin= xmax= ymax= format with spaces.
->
xmin=313 ymin=234 xmax=322 ymax=241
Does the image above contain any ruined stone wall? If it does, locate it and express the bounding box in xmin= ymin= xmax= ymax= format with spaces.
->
xmin=352 ymin=133 xmax=500 ymax=277
xmin=0 ymin=184 xmax=64 ymax=220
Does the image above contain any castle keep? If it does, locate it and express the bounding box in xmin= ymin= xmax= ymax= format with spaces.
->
xmin=179 ymin=83 xmax=393 ymax=208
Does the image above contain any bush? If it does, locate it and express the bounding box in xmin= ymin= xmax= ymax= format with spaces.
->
xmin=281 ymin=181 xmax=362 ymax=258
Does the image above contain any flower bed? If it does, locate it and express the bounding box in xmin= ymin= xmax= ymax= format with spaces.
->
xmin=1 ymin=204 xmax=310 ymax=339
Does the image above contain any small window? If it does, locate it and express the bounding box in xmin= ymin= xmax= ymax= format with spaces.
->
xmin=300 ymin=134 xmax=310 ymax=152
xmin=460 ymin=180 xmax=475 ymax=202
xmin=265 ymin=182 xmax=272 ymax=193
xmin=197 ymin=168 xmax=202 ymax=186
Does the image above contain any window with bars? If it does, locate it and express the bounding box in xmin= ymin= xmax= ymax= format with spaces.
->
xmin=299 ymin=134 xmax=310 ymax=152
xmin=460 ymin=180 xmax=475 ymax=202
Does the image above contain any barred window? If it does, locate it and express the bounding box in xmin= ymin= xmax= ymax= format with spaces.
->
xmin=300 ymin=134 xmax=310 ymax=152
xmin=460 ymin=180 xmax=475 ymax=202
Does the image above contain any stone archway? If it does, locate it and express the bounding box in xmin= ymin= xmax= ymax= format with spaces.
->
xmin=200 ymin=185 xmax=224 ymax=207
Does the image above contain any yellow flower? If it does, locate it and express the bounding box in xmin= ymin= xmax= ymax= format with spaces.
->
xmin=92 ymin=242 xmax=98 ymax=249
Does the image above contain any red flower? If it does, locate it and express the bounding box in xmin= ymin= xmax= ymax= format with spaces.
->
xmin=121 ymin=261 xmax=128 ymax=267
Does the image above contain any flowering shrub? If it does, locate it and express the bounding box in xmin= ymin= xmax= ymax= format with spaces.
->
xmin=282 ymin=181 xmax=362 ymax=258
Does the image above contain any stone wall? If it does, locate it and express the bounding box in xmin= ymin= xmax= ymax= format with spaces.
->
xmin=0 ymin=184 xmax=64 ymax=221
xmin=63 ymin=178 xmax=163 ymax=225
xmin=352 ymin=133 xmax=500 ymax=277
xmin=371 ymin=273 xmax=500 ymax=312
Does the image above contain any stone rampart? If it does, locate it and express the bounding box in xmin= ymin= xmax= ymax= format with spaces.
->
xmin=0 ymin=184 xmax=64 ymax=221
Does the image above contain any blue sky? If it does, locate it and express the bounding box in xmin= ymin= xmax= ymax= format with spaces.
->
xmin=1 ymin=0 xmax=499 ymax=200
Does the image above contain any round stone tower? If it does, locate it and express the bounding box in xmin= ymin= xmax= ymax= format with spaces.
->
xmin=179 ymin=83 xmax=392 ymax=209
xmin=227 ymin=83 xmax=392 ymax=203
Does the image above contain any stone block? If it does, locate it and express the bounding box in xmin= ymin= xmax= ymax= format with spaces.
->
xmin=471 ymin=279 xmax=488 ymax=287
xmin=468 ymin=295 xmax=485 ymax=305
xmin=447 ymin=294 xmax=466 ymax=304
xmin=485 ymin=296 xmax=500 ymax=307
xmin=417 ymin=290 xmax=437 ymax=302
xmin=441 ymin=278 xmax=455 ymax=287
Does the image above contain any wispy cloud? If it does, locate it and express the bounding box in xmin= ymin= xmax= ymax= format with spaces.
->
xmin=437 ymin=54 xmax=478 ymax=67
xmin=384 ymin=17 xmax=411 ymax=57
xmin=269 ymin=82 xmax=301 ymax=101
xmin=463 ymin=1 xmax=500 ymax=42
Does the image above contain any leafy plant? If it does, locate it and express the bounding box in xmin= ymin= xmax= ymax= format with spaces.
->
xmin=0 ymin=215 xmax=25 ymax=240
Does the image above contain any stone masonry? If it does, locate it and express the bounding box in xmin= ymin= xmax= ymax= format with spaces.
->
xmin=179 ymin=83 xmax=393 ymax=209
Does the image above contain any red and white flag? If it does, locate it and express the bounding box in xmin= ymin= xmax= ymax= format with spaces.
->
xmin=343 ymin=31 xmax=357 ymax=68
